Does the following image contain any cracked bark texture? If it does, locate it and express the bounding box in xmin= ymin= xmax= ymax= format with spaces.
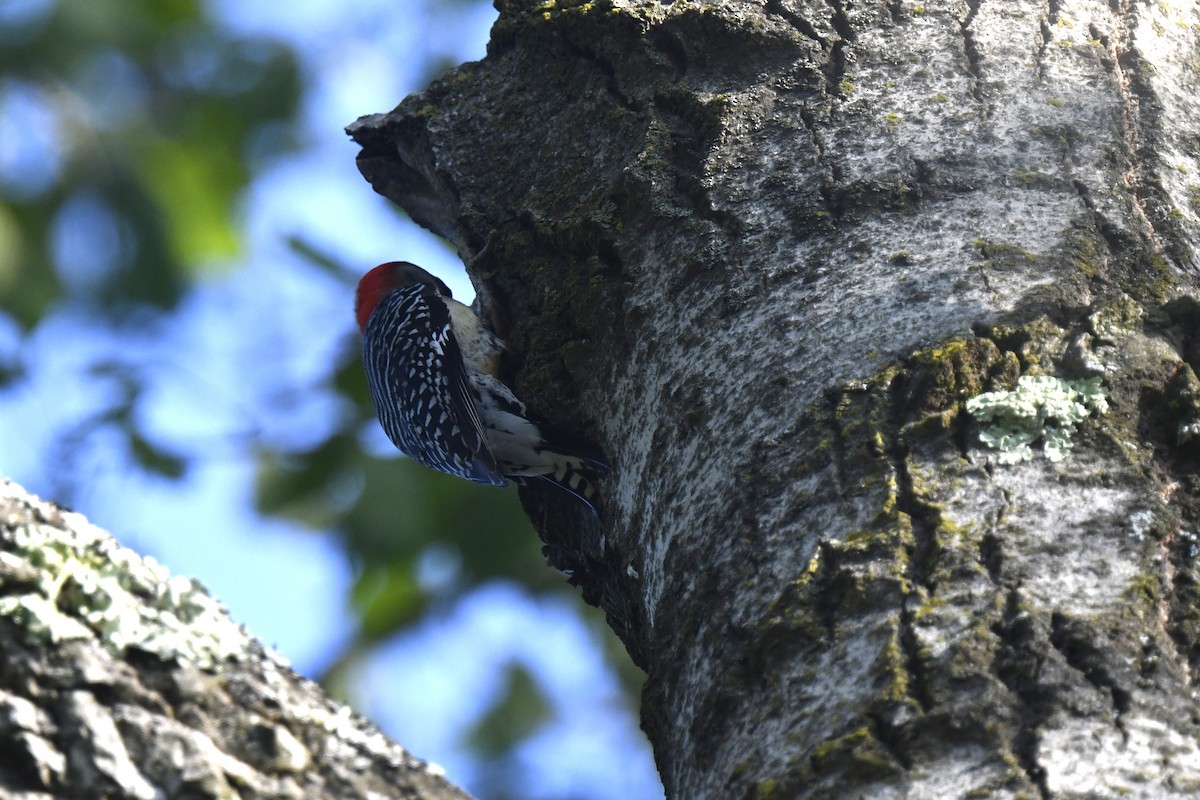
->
xmin=0 ymin=481 xmax=472 ymax=800
xmin=349 ymin=0 xmax=1200 ymax=797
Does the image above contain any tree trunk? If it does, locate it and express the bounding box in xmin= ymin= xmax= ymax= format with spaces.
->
xmin=349 ymin=0 xmax=1200 ymax=797
xmin=0 ymin=480 xmax=472 ymax=800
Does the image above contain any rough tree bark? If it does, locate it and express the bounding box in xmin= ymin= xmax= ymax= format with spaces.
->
xmin=349 ymin=0 xmax=1200 ymax=798
xmin=0 ymin=480 xmax=471 ymax=800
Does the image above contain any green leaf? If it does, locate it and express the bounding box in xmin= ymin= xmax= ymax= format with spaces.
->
xmin=128 ymin=430 xmax=187 ymax=479
xmin=466 ymin=663 xmax=552 ymax=758
xmin=255 ymin=434 xmax=359 ymax=527
xmin=287 ymin=234 xmax=354 ymax=278
xmin=351 ymin=559 xmax=427 ymax=640
xmin=0 ymin=201 xmax=61 ymax=329
xmin=332 ymin=339 xmax=371 ymax=406
xmin=137 ymin=137 xmax=243 ymax=264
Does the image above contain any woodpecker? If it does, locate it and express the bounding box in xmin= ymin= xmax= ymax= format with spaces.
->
xmin=355 ymin=261 xmax=609 ymax=516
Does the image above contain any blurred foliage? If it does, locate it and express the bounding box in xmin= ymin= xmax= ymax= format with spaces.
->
xmin=1 ymin=0 xmax=648 ymax=793
xmin=469 ymin=663 xmax=551 ymax=756
xmin=0 ymin=0 xmax=300 ymax=327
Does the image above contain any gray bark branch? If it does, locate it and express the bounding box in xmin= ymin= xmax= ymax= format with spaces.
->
xmin=0 ymin=480 xmax=471 ymax=800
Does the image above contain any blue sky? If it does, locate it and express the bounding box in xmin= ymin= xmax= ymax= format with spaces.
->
xmin=0 ymin=0 xmax=663 ymax=797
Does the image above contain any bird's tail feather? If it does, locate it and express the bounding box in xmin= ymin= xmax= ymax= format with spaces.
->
xmin=534 ymin=422 xmax=611 ymax=474
xmin=516 ymin=463 xmax=606 ymax=518
xmin=510 ymin=423 xmax=610 ymax=517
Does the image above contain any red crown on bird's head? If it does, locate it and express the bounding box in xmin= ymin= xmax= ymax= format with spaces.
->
xmin=355 ymin=261 xmax=452 ymax=332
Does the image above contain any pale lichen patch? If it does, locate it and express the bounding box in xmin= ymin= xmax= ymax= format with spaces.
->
xmin=0 ymin=481 xmax=247 ymax=670
xmin=965 ymin=375 xmax=1108 ymax=463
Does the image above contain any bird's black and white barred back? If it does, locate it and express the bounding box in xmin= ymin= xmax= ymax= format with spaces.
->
xmin=361 ymin=281 xmax=505 ymax=486
xmin=355 ymin=261 xmax=610 ymax=516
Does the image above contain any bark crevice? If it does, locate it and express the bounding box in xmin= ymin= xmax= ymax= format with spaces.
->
xmin=888 ymin=372 xmax=938 ymax=717
xmin=959 ymin=0 xmax=986 ymax=109
xmin=992 ymin=588 xmax=1052 ymax=800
